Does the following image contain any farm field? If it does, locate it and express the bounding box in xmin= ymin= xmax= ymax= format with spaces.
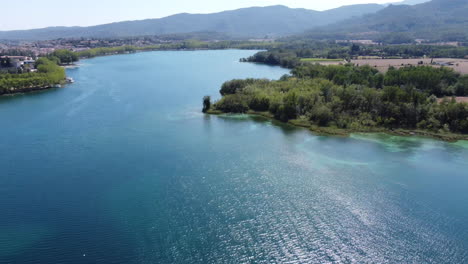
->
xmin=438 ymin=97 xmax=468 ymax=103
xmin=316 ymin=58 xmax=468 ymax=74
xmin=301 ymin=58 xmax=344 ymax=62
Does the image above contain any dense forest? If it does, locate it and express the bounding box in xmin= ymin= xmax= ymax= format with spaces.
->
xmin=206 ymin=63 xmax=468 ymax=139
xmin=0 ymin=5 xmax=385 ymax=41
xmin=302 ymin=0 xmax=468 ymax=42
xmin=291 ymin=64 xmax=467 ymax=97
xmin=0 ymin=58 xmax=66 ymax=94
xmin=49 ymin=49 xmax=79 ymax=65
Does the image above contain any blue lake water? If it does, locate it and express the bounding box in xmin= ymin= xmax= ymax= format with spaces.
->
xmin=0 ymin=50 xmax=467 ymax=263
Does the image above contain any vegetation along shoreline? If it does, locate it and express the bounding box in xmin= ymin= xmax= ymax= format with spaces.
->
xmin=203 ymin=60 xmax=468 ymax=142
xmin=206 ymin=110 xmax=468 ymax=142
xmin=0 ymin=41 xmax=276 ymax=96
xmin=0 ymin=57 xmax=68 ymax=96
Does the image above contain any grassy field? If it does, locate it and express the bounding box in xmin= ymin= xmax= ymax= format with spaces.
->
xmin=312 ymin=58 xmax=468 ymax=74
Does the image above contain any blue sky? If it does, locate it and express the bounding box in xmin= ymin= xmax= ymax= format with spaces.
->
xmin=1 ymin=0 xmax=402 ymax=31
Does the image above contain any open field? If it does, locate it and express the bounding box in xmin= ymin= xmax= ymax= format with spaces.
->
xmin=438 ymin=97 xmax=468 ymax=103
xmin=317 ymin=58 xmax=468 ymax=74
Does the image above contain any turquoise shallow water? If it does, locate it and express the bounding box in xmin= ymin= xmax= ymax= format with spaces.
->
xmin=0 ymin=50 xmax=467 ymax=263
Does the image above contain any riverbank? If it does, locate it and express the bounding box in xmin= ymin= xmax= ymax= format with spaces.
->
xmin=206 ymin=110 xmax=468 ymax=142
xmin=0 ymin=83 xmax=64 ymax=96
xmin=74 ymin=41 xmax=276 ymax=59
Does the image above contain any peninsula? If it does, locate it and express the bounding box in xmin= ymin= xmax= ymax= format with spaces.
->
xmin=0 ymin=57 xmax=66 ymax=95
xmin=204 ymin=63 xmax=468 ymax=141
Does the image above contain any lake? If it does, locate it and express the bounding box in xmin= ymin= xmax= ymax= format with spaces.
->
xmin=0 ymin=50 xmax=467 ymax=263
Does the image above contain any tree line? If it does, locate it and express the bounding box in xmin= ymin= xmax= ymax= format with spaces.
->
xmin=242 ymin=42 xmax=468 ymax=68
xmin=292 ymin=64 xmax=468 ymax=97
xmin=75 ymin=41 xmax=277 ymax=59
xmin=0 ymin=58 xmax=65 ymax=94
xmin=206 ymin=63 xmax=468 ymax=137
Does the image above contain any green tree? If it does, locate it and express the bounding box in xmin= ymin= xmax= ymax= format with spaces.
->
xmin=202 ymin=96 xmax=211 ymax=113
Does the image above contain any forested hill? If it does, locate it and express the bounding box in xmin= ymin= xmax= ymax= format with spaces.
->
xmin=0 ymin=5 xmax=385 ymax=40
xmin=302 ymin=0 xmax=468 ymax=42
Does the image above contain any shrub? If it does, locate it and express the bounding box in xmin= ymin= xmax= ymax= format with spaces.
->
xmin=214 ymin=95 xmax=248 ymax=113
xmin=310 ymin=105 xmax=333 ymax=126
xmin=202 ymin=96 xmax=211 ymax=113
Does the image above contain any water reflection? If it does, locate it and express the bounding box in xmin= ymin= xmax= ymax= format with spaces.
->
xmin=216 ymin=113 xmax=303 ymax=136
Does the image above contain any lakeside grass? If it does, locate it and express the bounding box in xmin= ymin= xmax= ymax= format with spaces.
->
xmin=207 ymin=110 xmax=468 ymax=142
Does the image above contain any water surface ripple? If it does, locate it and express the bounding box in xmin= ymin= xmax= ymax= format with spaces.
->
xmin=0 ymin=50 xmax=467 ymax=263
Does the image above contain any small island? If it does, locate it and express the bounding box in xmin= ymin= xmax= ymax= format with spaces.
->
xmin=204 ymin=63 xmax=468 ymax=141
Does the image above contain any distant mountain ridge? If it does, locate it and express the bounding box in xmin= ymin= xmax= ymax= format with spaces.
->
xmin=392 ymin=0 xmax=431 ymax=5
xmin=302 ymin=0 xmax=468 ymax=42
xmin=0 ymin=4 xmax=385 ymax=40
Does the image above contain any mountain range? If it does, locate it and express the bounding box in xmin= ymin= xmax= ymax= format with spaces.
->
xmin=1 ymin=0 xmax=465 ymax=42
xmin=0 ymin=4 xmax=386 ymax=40
xmin=303 ymin=0 xmax=468 ymax=42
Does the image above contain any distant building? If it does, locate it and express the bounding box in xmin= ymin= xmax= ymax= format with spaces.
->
xmin=0 ymin=56 xmax=34 ymax=68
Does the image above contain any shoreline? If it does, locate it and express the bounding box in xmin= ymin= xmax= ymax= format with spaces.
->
xmin=206 ymin=110 xmax=468 ymax=143
xmin=1 ymin=85 xmax=59 ymax=96
xmin=0 ymin=81 xmax=68 ymax=97
xmin=1 ymin=48 xmax=258 ymax=97
xmin=61 ymin=64 xmax=80 ymax=69
xmin=77 ymin=47 xmax=265 ymax=60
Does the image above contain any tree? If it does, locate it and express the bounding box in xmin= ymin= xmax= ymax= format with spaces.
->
xmin=208 ymin=63 xmax=468 ymax=136
xmin=49 ymin=49 xmax=79 ymax=64
xmin=202 ymin=96 xmax=211 ymax=113
xmin=350 ymin=44 xmax=360 ymax=55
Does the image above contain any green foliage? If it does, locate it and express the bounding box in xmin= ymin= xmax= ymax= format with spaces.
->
xmin=310 ymin=105 xmax=334 ymax=126
xmin=76 ymin=46 xmax=138 ymax=58
xmin=241 ymin=51 xmax=301 ymax=68
xmin=248 ymin=95 xmax=270 ymax=112
xmin=383 ymin=66 xmax=460 ymax=96
xmin=292 ymin=64 xmax=466 ymax=96
xmin=49 ymin=49 xmax=79 ymax=64
xmin=213 ymin=94 xmax=248 ymax=113
xmin=74 ymin=41 xmax=278 ymax=59
xmin=0 ymin=58 xmax=65 ymax=94
xmin=209 ymin=64 xmax=468 ymax=135
xmin=220 ymin=79 xmax=260 ymax=96
xmin=292 ymin=64 xmax=382 ymax=87
xmin=455 ymin=76 xmax=468 ymax=96
xmin=202 ymin=96 xmax=211 ymax=113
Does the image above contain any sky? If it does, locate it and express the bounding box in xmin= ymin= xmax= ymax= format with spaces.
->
xmin=1 ymin=0 xmax=404 ymax=31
